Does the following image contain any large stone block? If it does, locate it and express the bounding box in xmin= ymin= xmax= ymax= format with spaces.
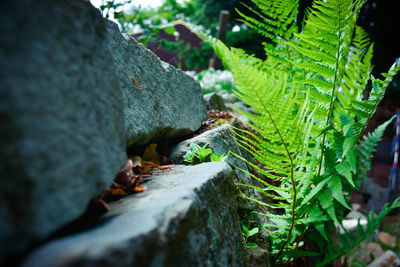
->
xmin=0 ymin=0 xmax=126 ymax=260
xmin=106 ymin=20 xmax=208 ymax=147
xmin=22 ymin=163 xmax=246 ymax=267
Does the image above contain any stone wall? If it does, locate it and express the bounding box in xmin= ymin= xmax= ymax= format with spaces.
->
xmin=0 ymin=0 xmax=207 ymax=263
xmin=0 ymin=0 xmax=126 ymax=259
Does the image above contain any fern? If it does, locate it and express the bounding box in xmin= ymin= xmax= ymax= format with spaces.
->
xmin=316 ymin=198 xmax=400 ymax=266
xmin=334 ymin=26 xmax=373 ymax=121
xmin=356 ymin=116 xmax=396 ymax=180
xmin=205 ymin=0 xmax=400 ymax=265
xmin=236 ymin=0 xmax=299 ymax=42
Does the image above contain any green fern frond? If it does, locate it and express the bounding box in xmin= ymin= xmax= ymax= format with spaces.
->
xmin=290 ymin=0 xmax=365 ymax=129
xmin=236 ymin=183 xmax=287 ymax=200
xmin=350 ymin=61 xmax=400 ymax=136
xmin=236 ymin=0 xmax=303 ymax=79
xmin=204 ymin=0 xmax=400 ymax=264
xmin=236 ymin=5 xmax=279 ymax=42
xmin=317 ymin=198 xmax=400 ymax=266
xmin=328 ymin=174 xmax=351 ymax=210
xmin=335 ymin=26 xmax=373 ymax=121
xmin=213 ymin=37 xmax=317 ymax=262
xmin=356 ymin=116 xmax=395 ymax=179
xmin=237 ymin=0 xmax=299 ymax=41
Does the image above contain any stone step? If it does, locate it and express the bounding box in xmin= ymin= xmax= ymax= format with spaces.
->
xmin=22 ymin=162 xmax=246 ymax=267
xmin=106 ymin=19 xmax=207 ymax=148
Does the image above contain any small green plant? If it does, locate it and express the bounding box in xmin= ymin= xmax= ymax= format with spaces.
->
xmin=210 ymin=151 xmax=229 ymax=162
xmin=183 ymin=143 xmax=211 ymax=163
xmin=183 ymin=143 xmax=228 ymax=164
xmin=241 ymin=224 xmax=259 ymax=248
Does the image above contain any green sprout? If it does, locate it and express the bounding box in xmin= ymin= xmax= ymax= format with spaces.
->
xmin=241 ymin=224 xmax=259 ymax=248
xmin=183 ymin=143 xmax=229 ymax=164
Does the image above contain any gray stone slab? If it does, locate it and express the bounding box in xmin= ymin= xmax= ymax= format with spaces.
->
xmin=106 ymin=20 xmax=208 ymax=147
xmin=204 ymin=92 xmax=227 ymax=111
xmin=362 ymin=177 xmax=391 ymax=212
xmin=22 ymin=162 xmax=246 ymax=267
xmin=0 ymin=0 xmax=126 ymax=259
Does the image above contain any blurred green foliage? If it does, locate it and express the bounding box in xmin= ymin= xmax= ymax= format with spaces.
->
xmin=98 ymin=0 xmax=266 ymax=70
xmin=98 ymin=0 xmax=400 ymax=79
xmin=159 ymin=40 xmax=212 ymax=70
xmin=99 ymin=0 xmax=194 ymax=32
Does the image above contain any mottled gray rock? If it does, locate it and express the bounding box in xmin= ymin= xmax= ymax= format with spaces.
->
xmin=226 ymin=102 xmax=257 ymax=125
xmin=362 ymin=177 xmax=390 ymax=212
xmin=22 ymin=163 xmax=246 ymax=267
xmin=347 ymin=242 xmax=383 ymax=266
xmin=106 ymin=20 xmax=207 ymax=147
xmin=221 ymin=93 xmax=238 ymax=104
xmin=169 ymin=124 xmax=256 ymax=208
xmin=367 ymin=250 xmax=400 ymax=267
xmin=232 ymin=102 xmax=256 ymax=113
xmin=0 ymin=0 xmax=126 ymax=260
xmin=247 ymin=247 xmax=271 ymax=267
xmin=204 ymin=92 xmax=227 ymax=111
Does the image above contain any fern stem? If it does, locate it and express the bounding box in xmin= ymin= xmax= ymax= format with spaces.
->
xmin=263 ymin=5 xmax=298 ymax=264
xmin=253 ymin=99 xmax=296 ymax=263
xmin=317 ymin=0 xmax=343 ymax=176
xmin=284 ymin=232 xmax=306 ymax=265
xmin=266 ymin=107 xmax=296 ymax=263
xmin=243 ymin=74 xmax=297 ymax=262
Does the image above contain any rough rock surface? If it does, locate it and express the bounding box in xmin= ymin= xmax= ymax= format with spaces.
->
xmin=0 ymin=1 xmax=126 ymax=260
xmin=367 ymin=250 xmax=400 ymax=267
xmin=106 ymin=20 xmax=207 ymax=147
xmin=169 ymin=124 xmax=256 ymax=208
xmin=347 ymin=242 xmax=384 ymax=266
xmin=221 ymin=93 xmax=237 ymax=104
xmin=22 ymin=162 xmax=246 ymax=267
xmin=361 ymin=177 xmax=390 ymax=212
xmin=227 ymin=102 xmax=257 ymax=124
xmin=247 ymin=247 xmax=271 ymax=267
xmin=204 ymin=92 xmax=227 ymax=111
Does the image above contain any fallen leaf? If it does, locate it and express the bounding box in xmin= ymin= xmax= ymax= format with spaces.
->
xmin=133 ymin=185 xmax=146 ymax=192
xmin=132 ymin=76 xmax=143 ymax=90
xmin=108 ymin=187 xmax=128 ymax=196
xmin=158 ymin=165 xmax=172 ymax=170
xmin=142 ymin=143 xmax=160 ymax=164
